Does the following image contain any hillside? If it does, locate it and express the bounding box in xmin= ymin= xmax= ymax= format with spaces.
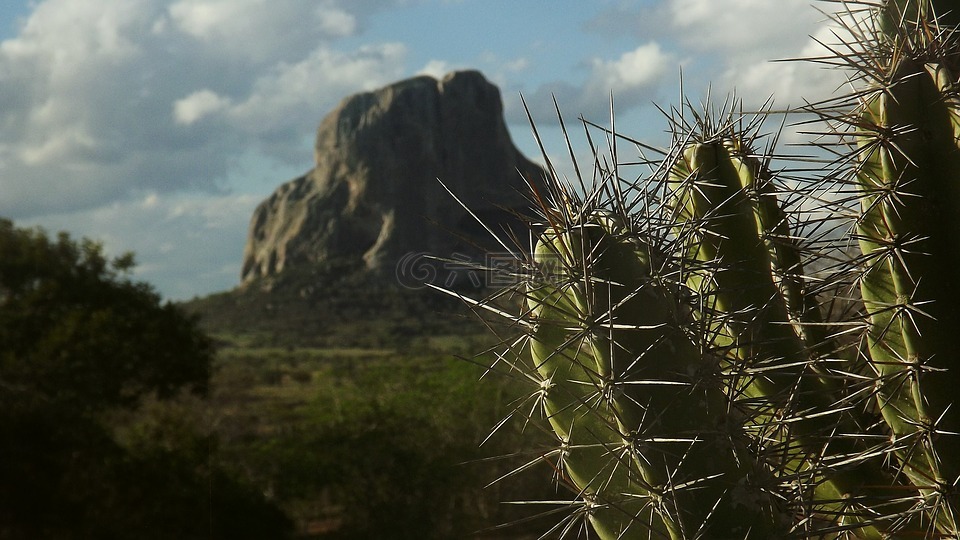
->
xmin=182 ymin=261 xmax=487 ymax=348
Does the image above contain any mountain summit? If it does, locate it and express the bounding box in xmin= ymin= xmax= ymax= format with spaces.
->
xmin=241 ymin=70 xmax=545 ymax=290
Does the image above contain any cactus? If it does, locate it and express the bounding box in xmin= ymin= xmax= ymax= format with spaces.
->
xmin=447 ymin=0 xmax=960 ymax=538
xmin=667 ymin=136 xmax=910 ymax=538
xmin=852 ymin=14 xmax=960 ymax=534
xmin=525 ymin=210 xmax=787 ymax=538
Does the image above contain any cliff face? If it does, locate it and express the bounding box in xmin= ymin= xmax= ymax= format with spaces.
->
xmin=241 ymin=70 xmax=545 ymax=289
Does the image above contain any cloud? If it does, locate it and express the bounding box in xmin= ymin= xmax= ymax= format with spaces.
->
xmin=20 ymin=190 xmax=261 ymax=301
xmin=578 ymin=0 xmax=853 ymax=113
xmin=710 ymin=6 xmax=857 ymax=109
xmin=585 ymin=42 xmax=673 ymax=99
xmin=221 ymin=43 xmax=408 ymax=143
xmin=509 ymin=41 xmax=676 ymax=124
xmin=418 ymin=59 xmax=453 ymax=79
xmin=668 ymin=0 xmax=817 ymax=56
xmin=165 ymin=0 xmax=358 ymax=63
xmin=0 ymin=0 xmax=409 ymax=219
xmin=503 ymin=57 xmax=529 ymax=73
xmin=174 ymin=89 xmax=232 ymax=125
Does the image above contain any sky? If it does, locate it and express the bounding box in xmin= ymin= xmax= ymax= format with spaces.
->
xmin=0 ymin=0 xmax=852 ymax=300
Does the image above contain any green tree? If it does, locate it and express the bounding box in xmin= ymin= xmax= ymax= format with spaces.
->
xmin=0 ymin=219 xmax=210 ymax=410
xmin=0 ymin=218 xmax=290 ymax=539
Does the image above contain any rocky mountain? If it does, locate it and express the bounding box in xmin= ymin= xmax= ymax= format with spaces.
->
xmin=241 ymin=70 xmax=546 ymax=291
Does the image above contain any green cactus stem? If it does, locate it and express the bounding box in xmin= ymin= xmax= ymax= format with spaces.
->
xmin=526 ymin=213 xmax=785 ymax=539
xmin=730 ymin=140 xmax=830 ymax=356
xmin=667 ymin=139 xmax=909 ymax=537
xmin=855 ymin=53 xmax=960 ymax=535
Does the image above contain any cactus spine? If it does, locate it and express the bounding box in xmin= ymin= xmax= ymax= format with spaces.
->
xmin=667 ymin=138 xmax=907 ymax=538
xmin=451 ymin=0 xmax=960 ymax=537
xmin=527 ymin=209 xmax=790 ymax=538
xmin=853 ymin=4 xmax=960 ymax=529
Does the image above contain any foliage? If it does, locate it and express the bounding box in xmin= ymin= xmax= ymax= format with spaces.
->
xmin=182 ymin=259 xmax=474 ymax=349
xmin=454 ymin=1 xmax=960 ymax=538
xmin=184 ymin=239 xmax=558 ymax=537
xmin=207 ymin=338 xmax=558 ymax=539
xmin=0 ymin=218 xmax=211 ymax=410
xmin=0 ymin=219 xmax=290 ymax=539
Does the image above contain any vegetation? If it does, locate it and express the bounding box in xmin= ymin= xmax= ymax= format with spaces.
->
xmin=183 ymin=261 xmax=479 ymax=349
xmin=458 ymin=1 xmax=960 ymax=538
xmin=0 ymin=216 xmax=555 ymax=538
xmin=0 ymin=219 xmax=290 ymax=539
xmin=205 ymin=341 xmax=549 ymax=539
xmin=187 ymin=274 xmax=559 ymax=539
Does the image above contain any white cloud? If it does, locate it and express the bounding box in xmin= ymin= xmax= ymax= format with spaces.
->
xmin=587 ymin=42 xmax=672 ymax=97
xmin=504 ymin=57 xmax=529 ymax=73
xmin=579 ymin=0 xmax=845 ymax=110
xmin=712 ymin=8 xmax=856 ymax=108
xmin=316 ymin=6 xmax=357 ymax=37
xmin=0 ymin=0 xmax=156 ymax=168
xmin=513 ymin=41 xmax=676 ymax=123
xmin=173 ymin=89 xmax=232 ymax=125
xmin=19 ymin=126 xmax=98 ymax=165
xmin=418 ymin=59 xmax=453 ymax=79
xmin=142 ymin=192 xmax=160 ymax=208
xmin=0 ymin=0 xmax=413 ymax=298
xmin=222 ymin=43 xmax=408 ymax=144
xmin=669 ymin=0 xmax=819 ymax=57
xmin=0 ymin=0 xmax=409 ymax=220
xmin=166 ymin=0 xmax=358 ymax=63
xmin=167 ymin=0 xmax=233 ymax=38
xmin=2 ymin=0 xmax=147 ymax=63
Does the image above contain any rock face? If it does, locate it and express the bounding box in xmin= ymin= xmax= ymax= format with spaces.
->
xmin=241 ymin=70 xmax=545 ymax=288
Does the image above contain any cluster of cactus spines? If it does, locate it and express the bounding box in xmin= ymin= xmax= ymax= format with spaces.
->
xmin=664 ymin=134 xmax=908 ymax=539
xmin=524 ymin=207 xmax=789 ymax=538
xmin=447 ymin=0 xmax=960 ymax=538
xmin=846 ymin=0 xmax=960 ymax=532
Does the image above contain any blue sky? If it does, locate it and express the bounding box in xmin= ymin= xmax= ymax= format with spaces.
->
xmin=0 ymin=0 xmax=848 ymax=300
